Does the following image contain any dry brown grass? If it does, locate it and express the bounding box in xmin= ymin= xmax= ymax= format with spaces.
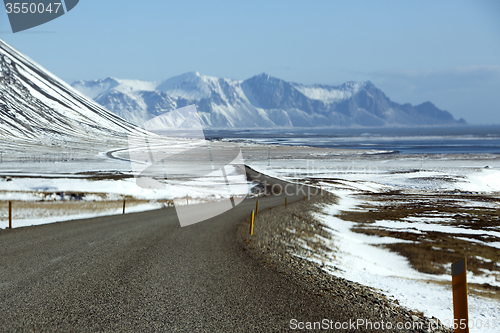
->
xmin=335 ymin=191 xmax=500 ymax=301
xmin=0 ymin=198 xmax=172 ymax=222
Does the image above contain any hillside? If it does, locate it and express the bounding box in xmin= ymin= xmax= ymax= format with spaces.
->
xmin=0 ymin=39 xmax=147 ymax=143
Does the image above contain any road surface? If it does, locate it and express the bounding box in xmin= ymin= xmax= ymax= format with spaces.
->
xmin=0 ymin=170 xmax=351 ymax=332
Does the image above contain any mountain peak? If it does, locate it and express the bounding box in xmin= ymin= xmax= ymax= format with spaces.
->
xmin=155 ymin=72 xmax=215 ymax=100
xmin=178 ymin=71 xmax=202 ymax=79
xmin=252 ymin=72 xmax=280 ymax=81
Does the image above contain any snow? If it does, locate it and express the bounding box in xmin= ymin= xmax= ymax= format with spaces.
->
xmin=457 ymin=169 xmax=500 ymax=192
xmin=70 ymin=78 xmax=119 ymax=99
xmin=313 ymin=194 xmax=499 ymax=333
xmin=0 ymin=172 xmax=251 ymax=230
xmin=113 ymin=79 xmax=159 ymax=94
xmin=72 ymin=77 xmax=160 ymax=99
xmin=71 ymin=71 xmax=291 ymax=129
xmin=373 ymin=218 xmax=500 ymax=241
xmin=0 ymin=202 xmax=163 ymax=230
xmin=155 ymin=72 xmax=217 ymax=100
xmin=0 ymin=191 xmax=46 ymax=201
xmin=70 ymin=71 xmax=408 ymax=129
xmin=293 ymin=82 xmax=365 ymax=102
xmin=0 ymin=46 xmax=498 ymax=325
xmin=246 ymin=157 xmax=500 ymax=332
xmin=0 ymin=175 xmax=249 ymax=202
xmin=143 ymin=105 xmax=204 ymax=130
xmin=0 ymin=135 xmax=252 ymax=230
xmin=246 ymin=155 xmax=500 ymax=193
xmin=0 ymin=38 xmax=149 ymax=142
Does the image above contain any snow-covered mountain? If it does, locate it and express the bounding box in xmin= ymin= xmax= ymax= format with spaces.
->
xmin=72 ymin=72 xmax=466 ymax=129
xmin=0 ymin=39 xmax=148 ymax=143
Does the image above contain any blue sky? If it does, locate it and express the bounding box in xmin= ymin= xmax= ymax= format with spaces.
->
xmin=1 ymin=0 xmax=499 ymax=124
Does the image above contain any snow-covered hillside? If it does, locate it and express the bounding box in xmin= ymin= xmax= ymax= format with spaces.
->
xmin=0 ymin=39 xmax=148 ymax=143
xmin=72 ymin=72 xmax=465 ymax=129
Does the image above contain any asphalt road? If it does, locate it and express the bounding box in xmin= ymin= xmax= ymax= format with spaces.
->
xmin=0 ymin=170 xmax=339 ymax=332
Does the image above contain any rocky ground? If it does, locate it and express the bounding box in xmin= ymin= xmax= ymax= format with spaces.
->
xmin=238 ymin=192 xmax=453 ymax=332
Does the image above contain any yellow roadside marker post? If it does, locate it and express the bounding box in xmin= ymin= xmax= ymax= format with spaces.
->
xmin=9 ymin=201 xmax=12 ymax=229
xmin=303 ymin=194 xmax=306 ymax=201
xmin=255 ymin=200 xmax=259 ymax=215
xmin=249 ymin=210 xmax=255 ymax=235
xmin=452 ymin=258 xmax=469 ymax=333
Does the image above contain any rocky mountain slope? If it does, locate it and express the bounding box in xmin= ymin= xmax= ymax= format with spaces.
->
xmin=72 ymin=72 xmax=466 ymax=129
xmin=0 ymin=39 xmax=147 ymax=143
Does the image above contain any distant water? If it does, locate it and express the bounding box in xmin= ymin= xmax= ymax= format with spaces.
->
xmin=204 ymin=125 xmax=500 ymax=154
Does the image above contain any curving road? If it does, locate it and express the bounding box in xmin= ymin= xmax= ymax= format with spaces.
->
xmin=0 ymin=170 xmax=346 ymax=332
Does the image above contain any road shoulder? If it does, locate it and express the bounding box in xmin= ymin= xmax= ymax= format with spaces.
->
xmin=238 ymin=192 xmax=452 ymax=333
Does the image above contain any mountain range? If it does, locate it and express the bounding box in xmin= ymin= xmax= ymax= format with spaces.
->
xmin=0 ymin=35 xmax=465 ymax=144
xmin=72 ymin=72 xmax=466 ymax=129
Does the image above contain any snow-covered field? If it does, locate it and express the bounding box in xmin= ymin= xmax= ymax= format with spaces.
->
xmin=0 ymin=138 xmax=252 ymax=229
xmin=1 ymin=137 xmax=498 ymax=331
xmin=0 ymin=201 xmax=164 ymax=229
xmin=0 ymin=140 xmax=367 ymax=229
xmin=0 ymin=169 xmax=250 ymax=229
xmin=247 ymin=155 xmax=500 ymax=332
xmin=315 ymin=195 xmax=499 ymax=332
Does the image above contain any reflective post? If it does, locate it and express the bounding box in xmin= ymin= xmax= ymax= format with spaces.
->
xmin=452 ymin=258 xmax=469 ymax=333
xmin=250 ymin=210 xmax=254 ymax=235
xmin=9 ymin=201 xmax=12 ymax=229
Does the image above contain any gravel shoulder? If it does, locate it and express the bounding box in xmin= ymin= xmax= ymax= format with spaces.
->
xmin=238 ymin=192 xmax=453 ymax=332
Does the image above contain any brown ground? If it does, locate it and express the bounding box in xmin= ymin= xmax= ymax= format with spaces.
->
xmin=334 ymin=191 xmax=500 ymax=300
xmin=0 ymin=197 xmax=173 ymax=223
